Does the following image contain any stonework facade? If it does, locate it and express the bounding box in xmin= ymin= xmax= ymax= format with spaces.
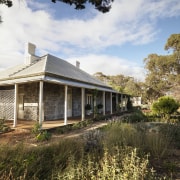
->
xmin=0 ymin=82 xmax=126 ymax=121
xmin=44 ymin=83 xmax=65 ymax=120
xmin=72 ymin=87 xmax=81 ymax=117
xmin=18 ymin=82 xmax=39 ymax=120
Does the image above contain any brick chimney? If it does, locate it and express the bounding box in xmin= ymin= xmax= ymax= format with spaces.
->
xmin=24 ymin=42 xmax=38 ymax=65
xmin=76 ymin=61 xmax=80 ymax=68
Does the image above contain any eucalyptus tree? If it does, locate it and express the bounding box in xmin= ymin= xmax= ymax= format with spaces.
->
xmin=144 ymin=34 xmax=180 ymax=102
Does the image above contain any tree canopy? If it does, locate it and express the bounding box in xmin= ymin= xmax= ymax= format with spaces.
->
xmin=144 ymin=34 xmax=180 ymax=102
xmin=94 ymin=34 xmax=180 ymax=104
xmin=0 ymin=0 xmax=114 ymax=13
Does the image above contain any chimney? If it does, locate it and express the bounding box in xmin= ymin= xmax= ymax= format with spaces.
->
xmin=76 ymin=61 xmax=80 ymax=68
xmin=24 ymin=42 xmax=38 ymax=65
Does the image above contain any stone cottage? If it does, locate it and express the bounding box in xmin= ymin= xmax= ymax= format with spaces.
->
xmin=0 ymin=43 xmax=129 ymax=127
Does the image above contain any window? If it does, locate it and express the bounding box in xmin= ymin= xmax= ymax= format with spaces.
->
xmin=87 ymin=94 xmax=92 ymax=105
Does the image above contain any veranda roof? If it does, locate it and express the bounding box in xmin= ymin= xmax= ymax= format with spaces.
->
xmin=0 ymin=54 xmax=116 ymax=92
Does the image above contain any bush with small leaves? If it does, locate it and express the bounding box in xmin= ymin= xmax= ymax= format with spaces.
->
xmin=152 ymin=96 xmax=179 ymax=122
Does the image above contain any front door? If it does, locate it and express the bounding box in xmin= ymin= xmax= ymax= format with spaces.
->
xmin=67 ymin=89 xmax=72 ymax=117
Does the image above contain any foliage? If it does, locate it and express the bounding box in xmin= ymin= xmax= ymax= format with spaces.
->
xmin=31 ymin=122 xmax=41 ymax=135
xmin=0 ymin=0 xmax=114 ymax=13
xmin=120 ymin=110 xmax=147 ymax=123
xmin=165 ymin=33 xmax=180 ymax=52
xmin=58 ymin=147 xmax=157 ymax=180
xmin=0 ymin=118 xmax=11 ymax=133
xmin=146 ymin=132 xmax=171 ymax=160
xmin=0 ymin=139 xmax=84 ymax=179
xmin=85 ymin=104 xmax=92 ymax=110
xmin=144 ymin=33 xmax=180 ymax=102
xmin=97 ymin=103 xmax=103 ymax=109
xmin=1 ymin=116 xmax=180 ymax=179
xmin=159 ymin=123 xmax=180 ymax=148
xmin=151 ymin=96 xmax=179 ymax=122
xmin=0 ymin=0 xmax=12 ymax=7
xmin=31 ymin=122 xmax=51 ymax=141
xmin=36 ymin=130 xmax=51 ymax=141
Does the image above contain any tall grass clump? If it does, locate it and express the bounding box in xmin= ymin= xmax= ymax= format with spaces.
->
xmin=102 ymin=121 xmax=174 ymax=160
xmin=158 ymin=123 xmax=180 ymax=149
xmin=102 ymin=122 xmax=145 ymax=150
xmin=57 ymin=147 xmax=157 ymax=180
xmin=0 ymin=138 xmax=84 ymax=179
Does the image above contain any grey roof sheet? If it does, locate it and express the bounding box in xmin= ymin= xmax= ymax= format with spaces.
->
xmin=0 ymin=54 xmax=111 ymax=89
xmin=45 ymin=54 xmax=110 ymax=88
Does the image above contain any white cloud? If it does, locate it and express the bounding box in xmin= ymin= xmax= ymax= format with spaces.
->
xmin=67 ymin=54 xmax=145 ymax=81
xmin=0 ymin=0 xmax=180 ymax=79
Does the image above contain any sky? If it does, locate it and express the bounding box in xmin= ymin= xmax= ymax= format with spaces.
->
xmin=0 ymin=0 xmax=180 ymax=81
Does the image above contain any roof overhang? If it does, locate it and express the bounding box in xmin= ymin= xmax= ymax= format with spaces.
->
xmin=44 ymin=76 xmax=118 ymax=93
xmin=0 ymin=75 xmax=44 ymax=85
xmin=0 ymin=74 xmax=118 ymax=93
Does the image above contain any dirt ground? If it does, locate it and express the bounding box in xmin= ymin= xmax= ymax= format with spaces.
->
xmin=0 ymin=121 xmax=108 ymax=146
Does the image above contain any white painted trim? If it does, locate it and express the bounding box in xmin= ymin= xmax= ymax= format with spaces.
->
xmin=110 ymin=92 xmax=113 ymax=114
xmin=81 ymin=88 xmax=85 ymax=121
xmin=13 ymin=84 xmax=18 ymax=127
xmin=39 ymin=81 xmax=44 ymax=127
xmin=103 ymin=91 xmax=105 ymax=115
xmin=64 ymin=85 xmax=68 ymax=125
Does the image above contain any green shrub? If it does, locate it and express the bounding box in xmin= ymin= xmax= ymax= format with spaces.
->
xmin=83 ymin=129 xmax=104 ymax=153
xmin=31 ymin=122 xmax=41 ymax=135
xmin=0 ymin=118 xmax=11 ymax=133
xmin=120 ymin=110 xmax=147 ymax=123
xmin=36 ymin=130 xmax=51 ymax=141
xmin=31 ymin=122 xmax=51 ymax=141
xmin=152 ymin=96 xmax=179 ymax=122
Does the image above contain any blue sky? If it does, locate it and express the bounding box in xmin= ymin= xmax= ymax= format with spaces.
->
xmin=0 ymin=0 xmax=180 ymax=81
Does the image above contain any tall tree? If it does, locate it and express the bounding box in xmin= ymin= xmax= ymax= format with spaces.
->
xmin=144 ymin=34 xmax=180 ymax=102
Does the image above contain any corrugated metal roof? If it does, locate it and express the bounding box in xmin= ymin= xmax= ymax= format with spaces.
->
xmin=45 ymin=54 xmax=110 ymax=88
xmin=0 ymin=54 xmax=114 ymax=92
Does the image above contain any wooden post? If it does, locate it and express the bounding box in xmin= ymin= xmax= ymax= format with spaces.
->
xmin=39 ymin=81 xmax=44 ymax=127
xmin=64 ymin=85 xmax=68 ymax=125
xmin=13 ymin=84 xmax=18 ymax=127
xmin=110 ymin=92 xmax=113 ymax=114
xmin=103 ymin=91 xmax=105 ymax=115
xmin=81 ymin=88 xmax=85 ymax=121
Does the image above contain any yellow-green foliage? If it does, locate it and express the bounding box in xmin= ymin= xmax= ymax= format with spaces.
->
xmin=152 ymin=96 xmax=179 ymax=122
xmin=58 ymin=147 xmax=156 ymax=180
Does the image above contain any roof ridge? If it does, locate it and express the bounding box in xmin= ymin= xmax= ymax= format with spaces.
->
xmin=43 ymin=54 xmax=49 ymax=72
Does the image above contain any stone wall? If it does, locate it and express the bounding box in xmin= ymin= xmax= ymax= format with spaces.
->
xmin=105 ymin=92 xmax=111 ymax=112
xmin=17 ymin=82 xmax=118 ymax=120
xmin=44 ymin=83 xmax=64 ymax=120
xmin=72 ymin=88 xmax=81 ymax=116
xmin=19 ymin=83 xmax=39 ymax=120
